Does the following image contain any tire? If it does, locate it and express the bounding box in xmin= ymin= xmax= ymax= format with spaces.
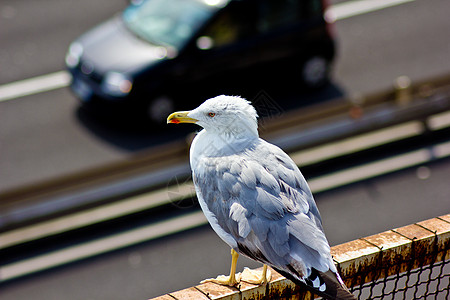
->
xmin=147 ymin=95 xmax=175 ymax=124
xmin=300 ymin=55 xmax=330 ymax=89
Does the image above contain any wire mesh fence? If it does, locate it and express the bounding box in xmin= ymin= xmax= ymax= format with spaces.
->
xmin=349 ymin=250 xmax=449 ymax=299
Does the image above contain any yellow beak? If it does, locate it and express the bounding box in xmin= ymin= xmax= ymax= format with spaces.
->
xmin=167 ymin=111 xmax=198 ymax=124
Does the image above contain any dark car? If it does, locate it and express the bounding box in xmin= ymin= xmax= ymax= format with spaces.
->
xmin=66 ymin=0 xmax=336 ymax=123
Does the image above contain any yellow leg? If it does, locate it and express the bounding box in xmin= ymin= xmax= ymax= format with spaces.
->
xmin=261 ymin=264 xmax=269 ymax=284
xmin=241 ymin=264 xmax=272 ymax=285
xmin=229 ymin=249 xmax=239 ymax=284
xmin=200 ymin=249 xmax=240 ymax=286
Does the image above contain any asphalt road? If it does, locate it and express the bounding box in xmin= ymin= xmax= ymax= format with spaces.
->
xmin=1 ymin=0 xmax=450 ymax=191
xmin=0 ymin=0 xmax=126 ymax=191
xmin=0 ymin=0 xmax=450 ymax=299
xmin=0 ymin=0 xmax=125 ymax=84
xmin=1 ymin=157 xmax=449 ymax=300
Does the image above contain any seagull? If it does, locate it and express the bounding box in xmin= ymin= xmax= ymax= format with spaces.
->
xmin=167 ymin=95 xmax=356 ymax=300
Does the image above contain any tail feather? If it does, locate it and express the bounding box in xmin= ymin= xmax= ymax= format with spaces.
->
xmin=318 ymin=270 xmax=356 ymax=300
xmin=274 ymin=267 xmax=357 ymax=300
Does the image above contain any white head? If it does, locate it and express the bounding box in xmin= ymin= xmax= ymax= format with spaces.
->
xmin=167 ymin=95 xmax=259 ymax=138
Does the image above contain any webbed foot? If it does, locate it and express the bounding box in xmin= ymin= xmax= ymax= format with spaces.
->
xmin=200 ymin=273 xmax=241 ymax=286
xmin=240 ymin=265 xmax=271 ymax=285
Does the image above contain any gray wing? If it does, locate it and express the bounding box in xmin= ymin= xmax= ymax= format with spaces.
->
xmin=193 ymin=138 xmax=335 ymax=278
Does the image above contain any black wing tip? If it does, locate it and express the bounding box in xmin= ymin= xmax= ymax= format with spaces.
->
xmin=274 ymin=267 xmax=357 ymax=300
xmin=319 ymin=270 xmax=357 ymax=300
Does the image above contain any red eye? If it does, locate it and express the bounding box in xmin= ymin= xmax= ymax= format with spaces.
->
xmin=208 ymin=112 xmax=215 ymax=117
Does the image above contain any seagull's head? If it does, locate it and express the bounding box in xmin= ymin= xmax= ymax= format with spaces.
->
xmin=167 ymin=95 xmax=259 ymax=137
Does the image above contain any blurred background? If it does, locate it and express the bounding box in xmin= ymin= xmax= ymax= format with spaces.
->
xmin=0 ymin=0 xmax=449 ymax=299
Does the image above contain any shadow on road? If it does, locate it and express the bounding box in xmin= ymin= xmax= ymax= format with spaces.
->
xmin=76 ymin=108 xmax=197 ymax=152
xmin=75 ymin=81 xmax=345 ymax=153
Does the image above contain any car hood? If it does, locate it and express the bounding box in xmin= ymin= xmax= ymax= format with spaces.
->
xmin=77 ymin=15 xmax=171 ymax=75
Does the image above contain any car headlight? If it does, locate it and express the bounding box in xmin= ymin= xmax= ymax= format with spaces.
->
xmin=101 ymin=72 xmax=133 ymax=97
xmin=65 ymin=42 xmax=83 ymax=68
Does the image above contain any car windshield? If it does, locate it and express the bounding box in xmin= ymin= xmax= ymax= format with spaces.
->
xmin=123 ymin=0 xmax=221 ymax=49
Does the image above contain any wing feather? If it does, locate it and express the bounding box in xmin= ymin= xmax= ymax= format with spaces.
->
xmin=268 ymin=222 xmax=290 ymax=257
xmin=255 ymin=187 xmax=285 ymax=220
xmin=240 ymin=161 xmax=257 ymax=189
xmin=230 ymin=202 xmax=251 ymax=238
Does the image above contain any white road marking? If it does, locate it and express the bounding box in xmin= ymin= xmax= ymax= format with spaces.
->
xmin=309 ymin=148 xmax=432 ymax=193
xmin=291 ymin=121 xmax=425 ymax=166
xmin=0 ymin=182 xmax=196 ymax=249
xmin=434 ymin=141 xmax=450 ymax=158
xmin=0 ymin=0 xmax=416 ymax=103
xmin=325 ymin=0 xmax=416 ymax=22
xmin=0 ymin=71 xmax=71 ymax=102
xmin=428 ymin=110 xmax=450 ymax=130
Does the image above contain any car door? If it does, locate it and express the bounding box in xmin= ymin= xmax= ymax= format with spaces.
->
xmin=257 ymin=0 xmax=329 ymax=64
xmin=175 ymin=0 xmax=261 ymax=96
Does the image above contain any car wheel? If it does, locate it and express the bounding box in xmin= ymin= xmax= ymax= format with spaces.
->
xmin=300 ymin=56 xmax=330 ymax=89
xmin=147 ymin=95 xmax=174 ymax=124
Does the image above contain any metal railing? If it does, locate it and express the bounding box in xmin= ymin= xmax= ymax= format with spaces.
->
xmin=149 ymin=214 xmax=450 ymax=300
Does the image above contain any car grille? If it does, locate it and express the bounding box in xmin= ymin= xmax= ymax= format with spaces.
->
xmin=75 ymin=59 xmax=103 ymax=84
